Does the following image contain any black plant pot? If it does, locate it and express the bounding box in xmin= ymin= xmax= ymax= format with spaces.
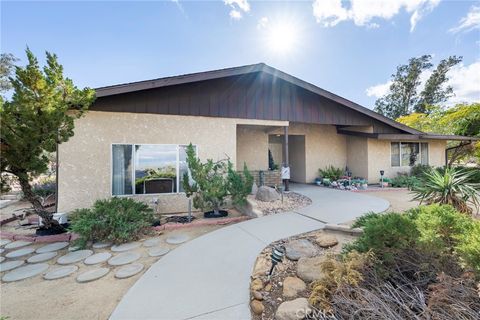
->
xmin=203 ymin=210 xmax=228 ymax=219
xmin=35 ymin=223 xmax=69 ymax=236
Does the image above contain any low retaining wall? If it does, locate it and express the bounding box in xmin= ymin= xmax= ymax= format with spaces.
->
xmin=247 ymin=170 xmax=282 ymax=187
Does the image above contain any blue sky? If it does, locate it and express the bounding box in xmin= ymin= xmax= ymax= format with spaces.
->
xmin=1 ymin=0 xmax=479 ymax=109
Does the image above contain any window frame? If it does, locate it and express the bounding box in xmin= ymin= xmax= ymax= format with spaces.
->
xmin=390 ymin=142 xmax=429 ymax=167
xmin=110 ymin=143 xmax=198 ymax=197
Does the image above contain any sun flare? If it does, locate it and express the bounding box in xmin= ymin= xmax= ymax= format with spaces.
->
xmin=266 ymin=22 xmax=298 ymax=55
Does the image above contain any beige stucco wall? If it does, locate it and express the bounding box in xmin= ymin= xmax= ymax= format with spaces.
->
xmin=58 ymin=111 xmax=286 ymax=213
xmin=346 ymin=136 xmax=369 ymax=179
xmin=367 ymin=139 xmax=446 ymax=182
xmin=288 ymin=136 xmax=306 ymax=183
xmin=236 ymin=126 xmax=268 ymax=171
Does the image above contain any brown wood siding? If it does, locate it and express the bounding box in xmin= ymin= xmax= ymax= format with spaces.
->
xmin=91 ymin=72 xmax=402 ymax=133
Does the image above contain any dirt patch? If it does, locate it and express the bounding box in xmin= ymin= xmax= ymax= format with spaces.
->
xmin=252 ymin=192 xmax=311 ymax=215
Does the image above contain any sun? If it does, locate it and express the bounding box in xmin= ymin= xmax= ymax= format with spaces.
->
xmin=266 ymin=22 xmax=298 ymax=55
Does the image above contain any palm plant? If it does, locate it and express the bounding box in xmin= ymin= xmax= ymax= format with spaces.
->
xmin=411 ymin=167 xmax=479 ymax=214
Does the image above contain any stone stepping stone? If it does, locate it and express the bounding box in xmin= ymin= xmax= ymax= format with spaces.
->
xmin=5 ymin=247 xmax=36 ymax=258
xmin=142 ymin=238 xmax=160 ymax=247
xmin=44 ymin=265 xmax=78 ymax=280
xmin=111 ymin=242 xmax=140 ymax=252
xmin=148 ymin=246 xmax=170 ymax=257
xmin=36 ymin=242 xmax=69 ymax=253
xmin=0 ymin=256 xmax=5 ymax=263
xmin=115 ymin=263 xmax=144 ymax=279
xmin=4 ymin=240 xmax=33 ymax=250
xmin=0 ymin=248 xmax=4 ymax=254
xmin=0 ymin=239 xmax=12 ymax=247
xmin=68 ymin=245 xmax=81 ymax=252
xmin=92 ymin=242 xmax=112 ymax=249
xmin=27 ymin=252 xmax=58 ymax=263
xmin=76 ymin=268 xmax=109 ymax=283
xmin=84 ymin=252 xmax=112 ymax=265
xmin=0 ymin=260 xmax=25 ymax=272
xmin=57 ymin=250 xmax=93 ymax=265
xmin=2 ymin=263 xmax=49 ymax=282
xmin=108 ymin=252 xmax=141 ymax=266
xmin=166 ymin=234 xmax=189 ymax=245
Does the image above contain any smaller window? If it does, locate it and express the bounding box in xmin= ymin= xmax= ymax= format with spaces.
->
xmin=391 ymin=142 xmax=400 ymax=167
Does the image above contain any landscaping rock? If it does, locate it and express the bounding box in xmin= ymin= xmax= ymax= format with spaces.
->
xmin=297 ymin=256 xmax=326 ymax=282
xmin=285 ymin=239 xmax=318 ymax=261
xmin=76 ymin=268 xmax=109 ymax=283
xmin=36 ymin=241 xmax=69 ymax=253
xmin=256 ymin=186 xmax=280 ymax=202
xmin=57 ymin=250 xmax=93 ymax=265
xmin=4 ymin=240 xmax=32 ymax=250
xmin=0 ymin=256 xmax=4 ymax=263
xmin=251 ymin=278 xmax=264 ymax=291
xmin=283 ymin=276 xmax=306 ymax=298
xmin=115 ymin=263 xmax=144 ymax=279
xmin=148 ymin=247 xmax=170 ymax=257
xmin=111 ymin=242 xmax=141 ymax=252
xmin=84 ymin=252 xmax=112 ymax=265
xmin=166 ymin=234 xmax=189 ymax=245
xmin=27 ymin=252 xmax=58 ymax=263
xmin=108 ymin=252 xmax=141 ymax=266
xmin=264 ymin=283 xmax=272 ymax=292
xmin=250 ymin=300 xmax=264 ymax=315
xmin=315 ymin=233 xmax=339 ymax=248
xmin=0 ymin=260 xmax=25 ymax=272
xmin=0 ymin=239 xmax=12 ymax=247
xmin=2 ymin=263 xmax=49 ymax=282
xmin=252 ymin=255 xmax=270 ymax=277
xmin=5 ymin=246 xmax=35 ymax=258
xmin=44 ymin=265 xmax=78 ymax=280
xmin=250 ymin=182 xmax=258 ymax=195
xmin=92 ymin=242 xmax=112 ymax=249
xmin=142 ymin=238 xmax=160 ymax=247
xmin=0 ymin=248 xmax=4 ymax=254
xmin=252 ymin=290 xmax=263 ymax=300
xmin=275 ymin=298 xmax=311 ymax=320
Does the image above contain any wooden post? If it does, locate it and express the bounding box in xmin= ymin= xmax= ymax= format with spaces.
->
xmin=284 ymin=126 xmax=289 ymax=191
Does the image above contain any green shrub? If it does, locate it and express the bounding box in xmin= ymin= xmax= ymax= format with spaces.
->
xmin=390 ymin=174 xmax=421 ymax=189
xmin=227 ymin=162 xmax=254 ymax=206
xmin=319 ymin=165 xmax=344 ymax=181
xmin=455 ymin=221 xmax=480 ymax=274
xmin=454 ymin=166 xmax=480 ymax=183
xmin=410 ymin=164 xmax=433 ymax=177
xmin=70 ymin=197 xmax=154 ymax=247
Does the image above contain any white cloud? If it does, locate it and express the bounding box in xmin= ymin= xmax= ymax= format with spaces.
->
xmin=365 ymin=61 xmax=480 ymax=105
xmin=257 ymin=16 xmax=269 ymax=29
xmin=312 ymin=0 xmax=441 ymax=31
xmin=449 ymin=5 xmax=480 ymax=33
xmin=224 ymin=0 xmax=250 ymax=20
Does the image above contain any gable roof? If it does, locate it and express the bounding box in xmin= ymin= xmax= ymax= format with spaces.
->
xmin=95 ymin=63 xmax=423 ymax=135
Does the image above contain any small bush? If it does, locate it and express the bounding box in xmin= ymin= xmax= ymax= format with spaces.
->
xmin=454 ymin=220 xmax=480 ymax=274
xmin=319 ymin=165 xmax=344 ymax=181
xmin=390 ymin=174 xmax=421 ymax=189
xmin=410 ymin=164 xmax=433 ymax=178
xmin=70 ymin=197 xmax=154 ymax=247
xmin=227 ymin=162 xmax=254 ymax=206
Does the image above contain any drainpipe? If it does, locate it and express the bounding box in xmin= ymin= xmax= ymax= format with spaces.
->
xmin=283 ymin=126 xmax=289 ymax=191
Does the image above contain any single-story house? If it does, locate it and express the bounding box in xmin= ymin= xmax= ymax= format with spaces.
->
xmin=57 ymin=63 xmax=477 ymax=213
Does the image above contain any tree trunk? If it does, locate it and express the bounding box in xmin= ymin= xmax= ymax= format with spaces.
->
xmin=16 ymin=171 xmax=60 ymax=230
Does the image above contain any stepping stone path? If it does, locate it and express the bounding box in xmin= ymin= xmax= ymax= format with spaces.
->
xmin=166 ymin=234 xmax=189 ymax=245
xmin=5 ymin=247 xmax=35 ymax=258
xmin=36 ymin=242 xmax=69 ymax=253
xmin=84 ymin=252 xmax=112 ymax=265
xmin=111 ymin=242 xmax=140 ymax=252
xmin=27 ymin=252 xmax=58 ymax=263
xmin=115 ymin=263 xmax=144 ymax=279
xmin=68 ymin=245 xmax=81 ymax=252
xmin=44 ymin=265 xmax=78 ymax=280
xmin=76 ymin=268 xmax=109 ymax=283
xmin=0 ymin=239 xmax=12 ymax=247
xmin=108 ymin=252 xmax=141 ymax=266
xmin=57 ymin=250 xmax=93 ymax=265
xmin=92 ymin=242 xmax=112 ymax=249
xmin=0 ymin=256 xmax=5 ymax=263
xmin=148 ymin=247 xmax=170 ymax=257
xmin=0 ymin=248 xmax=4 ymax=254
xmin=2 ymin=263 xmax=49 ymax=282
xmin=4 ymin=240 xmax=32 ymax=250
xmin=142 ymin=238 xmax=160 ymax=247
xmin=0 ymin=260 xmax=25 ymax=272
xmin=285 ymin=239 xmax=318 ymax=261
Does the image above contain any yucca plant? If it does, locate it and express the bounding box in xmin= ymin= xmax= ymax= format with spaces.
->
xmin=411 ymin=167 xmax=480 ymax=214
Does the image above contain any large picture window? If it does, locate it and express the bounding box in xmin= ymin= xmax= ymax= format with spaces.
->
xmin=391 ymin=142 xmax=428 ymax=167
xmin=112 ymin=144 xmax=197 ymax=196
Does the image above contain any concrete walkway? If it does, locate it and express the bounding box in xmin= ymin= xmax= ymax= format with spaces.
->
xmin=110 ymin=185 xmax=389 ymax=320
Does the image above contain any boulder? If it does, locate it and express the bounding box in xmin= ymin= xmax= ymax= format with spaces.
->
xmin=275 ymin=298 xmax=311 ymax=320
xmin=256 ymin=186 xmax=280 ymax=202
xmin=285 ymin=239 xmax=318 ymax=261
xmin=282 ymin=276 xmax=306 ymax=298
xmin=296 ymin=256 xmax=326 ymax=282
xmin=251 ymin=278 xmax=264 ymax=291
xmin=250 ymin=300 xmax=264 ymax=315
xmin=252 ymin=290 xmax=263 ymax=300
xmin=315 ymin=233 xmax=338 ymax=248
xmin=250 ymin=182 xmax=258 ymax=195
xmin=252 ymin=255 xmax=270 ymax=277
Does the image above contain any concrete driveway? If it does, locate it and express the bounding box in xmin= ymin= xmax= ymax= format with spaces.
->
xmin=110 ymin=184 xmax=389 ymax=320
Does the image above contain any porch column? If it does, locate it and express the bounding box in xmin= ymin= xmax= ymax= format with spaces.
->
xmin=283 ymin=126 xmax=290 ymax=191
